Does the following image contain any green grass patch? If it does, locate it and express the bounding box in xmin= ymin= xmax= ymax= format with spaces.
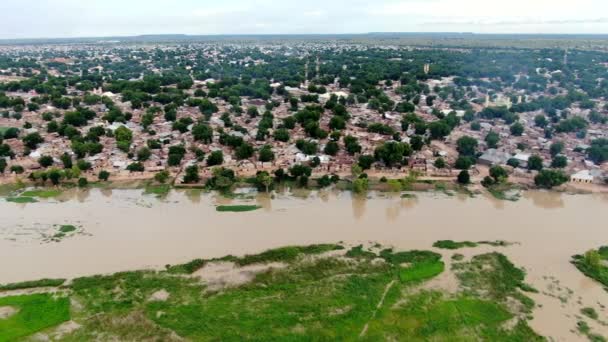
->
xmin=434 ymin=240 xmax=478 ymax=249
xmin=434 ymin=240 xmax=513 ymax=250
xmin=581 ymin=307 xmax=599 ymax=320
xmin=0 ymin=294 xmax=70 ymax=342
xmin=59 ymin=225 xmax=77 ymax=233
xmin=144 ymin=184 xmax=171 ymax=197
xmin=5 ymin=196 xmax=37 ymax=203
xmin=216 ymin=205 xmax=262 ymax=212
xmin=399 ymin=261 xmax=445 ymax=283
xmin=0 ymin=278 xmax=66 ymax=291
xmin=364 ymin=290 xmax=542 ymax=341
xmin=453 ymin=252 xmax=535 ymax=313
xmin=20 ymin=189 xmax=63 ymax=198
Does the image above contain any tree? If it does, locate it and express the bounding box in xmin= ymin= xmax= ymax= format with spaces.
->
xmin=551 ymin=155 xmax=568 ymax=168
xmin=510 ymin=122 xmax=524 ymax=136
xmin=481 ymin=176 xmax=495 ymax=188
xmin=255 ymin=171 xmax=273 ymax=192
xmin=374 ymin=141 xmax=412 ymax=167
xmin=235 ymin=143 xmax=254 ymax=160
xmin=455 ymin=156 xmax=474 ymax=170
xmin=587 ymin=139 xmax=608 ymax=164
xmin=98 ymin=170 xmax=110 ymax=181
xmin=77 ymin=160 xmax=92 ymax=171
xmin=528 ymin=155 xmax=544 ymax=171
xmin=507 ymin=158 xmax=520 ymax=168
xmin=324 ymin=141 xmax=339 ymax=156
xmin=2 ymin=127 xmax=19 ymax=139
xmin=358 ymin=155 xmax=375 ymax=170
xmin=115 ymin=126 xmax=133 ymax=153
xmin=60 ymin=153 xmax=73 ymax=169
xmin=207 ymin=151 xmax=224 ymax=166
xmin=410 ymin=135 xmax=424 ymax=151
xmin=317 ymin=175 xmax=332 ymax=188
xmin=137 ymin=147 xmax=151 ymax=161
xmin=584 ymin=250 xmax=602 ymax=271
xmin=434 ymin=158 xmax=446 ymax=169
xmin=428 ymin=121 xmax=451 ymax=139
xmin=534 ymin=114 xmax=548 ymax=128
xmin=295 ymin=140 xmax=318 ymax=155
xmin=489 ymin=165 xmax=508 ymax=183
xmin=183 ymin=165 xmax=200 ymax=184
xmin=352 ymin=177 xmax=369 ymax=194
xmin=22 ymin=132 xmax=43 ymax=149
xmin=550 ymin=141 xmax=564 ymax=157
xmin=344 ymin=135 xmax=361 ymax=155
xmin=289 ymin=164 xmax=312 ymax=178
xmin=485 ymin=131 xmax=500 ymax=149
xmin=47 ymin=168 xmax=63 ymax=185
xmin=155 ymin=170 xmax=170 ymax=184
xmin=78 ymin=177 xmax=88 ymax=187
xmin=38 ymin=155 xmax=54 ymax=168
xmin=329 ymin=116 xmax=346 ymax=130
xmin=273 ymin=128 xmax=290 ymax=142
xmin=168 ymin=145 xmax=186 ymax=167
xmin=258 ymin=145 xmax=275 ymax=162
xmin=457 ymin=170 xmax=470 ymax=184
xmin=534 ymin=169 xmax=568 ymax=189
xmin=247 ymin=106 xmax=259 ymax=118
xmin=0 ymin=158 xmax=6 ymax=174
xmin=192 ymin=124 xmax=213 ymax=143
xmin=127 ymin=162 xmax=145 ymax=172
xmin=456 ymin=136 xmax=478 ymax=157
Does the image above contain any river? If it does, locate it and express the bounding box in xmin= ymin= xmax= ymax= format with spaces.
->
xmin=1 ymin=188 xmax=607 ymax=340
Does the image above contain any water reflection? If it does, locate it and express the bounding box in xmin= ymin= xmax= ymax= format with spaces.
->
xmin=256 ymin=193 xmax=272 ymax=211
xmin=351 ymin=194 xmax=367 ymax=220
xmin=100 ymin=188 xmax=113 ymax=198
xmin=523 ymin=191 xmax=565 ymax=209
xmin=184 ymin=189 xmax=202 ymax=204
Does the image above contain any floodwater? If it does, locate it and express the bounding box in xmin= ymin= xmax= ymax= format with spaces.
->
xmin=1 ymin=188 xmax=608 ymax=340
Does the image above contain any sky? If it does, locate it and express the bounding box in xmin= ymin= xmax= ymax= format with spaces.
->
xmin=2 ymin=0 xmax=608 ymax=39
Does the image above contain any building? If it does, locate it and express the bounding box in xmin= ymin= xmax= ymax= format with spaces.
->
xmin=478 ymin=149 xmax=511 ymax=166
xmin=570 ymin=170 xmax=594 ymax=184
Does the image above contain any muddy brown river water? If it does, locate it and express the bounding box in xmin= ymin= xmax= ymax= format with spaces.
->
xmin=1 ymin=188 xmax=608 ymax=340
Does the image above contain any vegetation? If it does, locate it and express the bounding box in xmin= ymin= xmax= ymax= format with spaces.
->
xmin=572 ymin=246 xmax=608 ymax=287
xmin=216 ymin=204 xmax=262 ymax=212
xmin=0 ymin=278 xmax=66 ymax=291
xmin=0 ymin=294 xmax=70 ymax=341
xmin=0 ymin=243 xmax=544 ymax=341
xmin=434 ymin=240 xmax=511 ymax=250
xmin=19 ymin=188 xmax=63 ymax=198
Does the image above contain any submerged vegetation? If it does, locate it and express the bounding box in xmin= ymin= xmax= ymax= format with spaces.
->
xmin=216 ymin=204 xmax=262 ymax=212
xmin=0 ymin=243 xmax=544 ymax=340
xmin=0 ymin=278 xmax=66 ymax=291
xmin=572 ymin=246 xmax=608 ymax=288
xmin=433 ymin=240 xmax=512 ymax=250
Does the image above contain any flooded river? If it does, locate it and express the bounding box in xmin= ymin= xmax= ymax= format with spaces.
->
xmin=1 ymin=188 xmax=608 ymax=340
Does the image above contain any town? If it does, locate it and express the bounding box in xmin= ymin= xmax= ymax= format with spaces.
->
xmin=0 ymin=38 xmax=607 ymax=194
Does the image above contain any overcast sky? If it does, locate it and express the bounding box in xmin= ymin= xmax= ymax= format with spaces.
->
xmin=2 ymin=0 xmax=608 ymax=39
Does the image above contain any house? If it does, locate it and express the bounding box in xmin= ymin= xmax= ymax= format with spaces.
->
xmin=478 ymin=149 xmax=511 ymax=166
xmin=570 ymin=170 xmax=594 ymax=184
xmin=513 ymin=153 xmax=531 ymax=168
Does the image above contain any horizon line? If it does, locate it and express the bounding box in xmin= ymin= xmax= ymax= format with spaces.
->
xmin=2 ymin=31 xmax=608 ymax=42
